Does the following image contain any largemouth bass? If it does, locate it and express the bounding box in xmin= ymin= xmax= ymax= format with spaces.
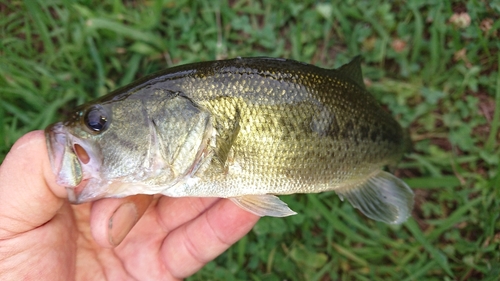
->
xmin=45 ymin=56 xmax=414 ymax=224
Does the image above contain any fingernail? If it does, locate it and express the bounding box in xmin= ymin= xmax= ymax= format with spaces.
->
xmin=108 ymin=202 xmax=138 ymax=246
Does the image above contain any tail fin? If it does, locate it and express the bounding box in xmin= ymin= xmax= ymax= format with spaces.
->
xmin=335 ymin=171 xmax=414 ymax=224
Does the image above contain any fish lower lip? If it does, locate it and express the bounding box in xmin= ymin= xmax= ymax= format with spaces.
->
xmin=66 ymin=179 xmax=90 ymax=204
xmin=66 ymin=187 xmax=77 ymax=203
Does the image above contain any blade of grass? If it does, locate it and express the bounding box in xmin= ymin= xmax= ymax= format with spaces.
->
xmin=405 ymin=219 xmax=453 ymax=277
xmin=335 ymin=207 xmax=408 ymax=249
xmin=427 ymin=197 xmax=481 ymax=241
xmin=86 ymin=18 xmax=164 ymax=50
xmin=404 ymin=176 xmax=461 ymax=189
xmin=397 ymin=244 xmax=423 ymax=267
xmin=86 ymin=36 xmax=105 ymax=95
xmin=409 ymin=5 xmax=423 ymax=66
xmin=23 ymin=0 xmax=55 ymax=56
xmin=306 ymin=194 xmax=379 ymax=246
xmin=485 ymin=52 xmax=500 ymax=152
xmin=236 ymin=234 xmax=247 ymax=268
xmin=401 ymin=260 xmax=437 ymax=281
xmin=118 ymin=54 xmax=142 ymax=87
xmin=331 ymin=242 xmax=369 ymax=267
xmin=2 ymin=101 xmax=33 ymax=125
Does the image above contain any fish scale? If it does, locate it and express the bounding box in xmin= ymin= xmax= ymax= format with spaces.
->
xmin=45 ymin=56 xmax=414 ymax=224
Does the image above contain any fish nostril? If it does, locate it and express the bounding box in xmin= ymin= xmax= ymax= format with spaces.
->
xmin=74 ymin=144 xmax=90 ymax=164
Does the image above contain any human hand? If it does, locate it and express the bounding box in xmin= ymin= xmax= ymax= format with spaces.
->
xmin=0 ymin=131 xmax=259 ymax=280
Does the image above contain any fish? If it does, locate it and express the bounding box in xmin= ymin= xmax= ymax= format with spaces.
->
xmin=45 ymin=56 xmax=414 ymax=224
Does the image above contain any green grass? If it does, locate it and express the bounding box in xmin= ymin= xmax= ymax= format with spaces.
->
xmin=1 ymin=0 xmax=499 ymax=280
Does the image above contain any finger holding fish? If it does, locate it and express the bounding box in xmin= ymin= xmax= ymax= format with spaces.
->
xmin=90 ymin=194 xmax=154 ymax=247
xmin=103 ymin=196 xmax=259 ymax=279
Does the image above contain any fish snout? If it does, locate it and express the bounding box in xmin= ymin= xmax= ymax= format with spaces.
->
xmin=45 ymin=122 xmax=104 ymax=202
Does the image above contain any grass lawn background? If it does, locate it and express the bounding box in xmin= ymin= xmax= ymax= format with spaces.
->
xmin=1 ymin=1 xmax=499 ymax=280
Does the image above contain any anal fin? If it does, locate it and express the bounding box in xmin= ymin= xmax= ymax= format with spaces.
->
xmin=230 ymin=195 xmax=297 ymax=217
xmin=335 ymin=171 xmax=414 ymax=224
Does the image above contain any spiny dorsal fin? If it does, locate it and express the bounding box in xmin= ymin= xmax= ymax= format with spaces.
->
xmin=337 ymin=56 xmax=366 ymax=90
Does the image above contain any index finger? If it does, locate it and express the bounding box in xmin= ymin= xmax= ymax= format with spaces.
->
xmin=160 ymin=198 xmax=260 ymax=278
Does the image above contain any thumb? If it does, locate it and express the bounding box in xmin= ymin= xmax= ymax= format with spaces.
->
xmin=0 ymin=130 xmax=67 ymax=236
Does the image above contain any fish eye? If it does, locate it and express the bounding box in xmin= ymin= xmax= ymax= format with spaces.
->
xmin=84 ymin=106 xmax=110 ymax=133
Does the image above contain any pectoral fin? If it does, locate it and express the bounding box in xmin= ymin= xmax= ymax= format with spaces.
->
xmin=210 ymin=103 xmax=241 ymax=174
xmin=336 ymin=171 xmax=414 ymax=224
xmin=230 ymin=195 xmax=297 ymax=217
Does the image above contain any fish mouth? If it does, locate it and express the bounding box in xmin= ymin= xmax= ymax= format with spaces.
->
xmin=45 ymin=122 xmax=102 ymax=203
xmin=45 ymin=123 xmax=80 ymax=185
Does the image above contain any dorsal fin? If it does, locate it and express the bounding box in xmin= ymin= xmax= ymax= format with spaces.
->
xmin=336 ymin=56 xmax=365 ymax=90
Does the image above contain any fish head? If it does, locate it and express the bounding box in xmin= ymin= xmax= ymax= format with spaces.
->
xmin=46 ymin=92 xmax=213 ymax=203
xmin=45 ymin=97 xmax=169 ymax=203
xmin=46 ymin=102 xmax=115 ymax=203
